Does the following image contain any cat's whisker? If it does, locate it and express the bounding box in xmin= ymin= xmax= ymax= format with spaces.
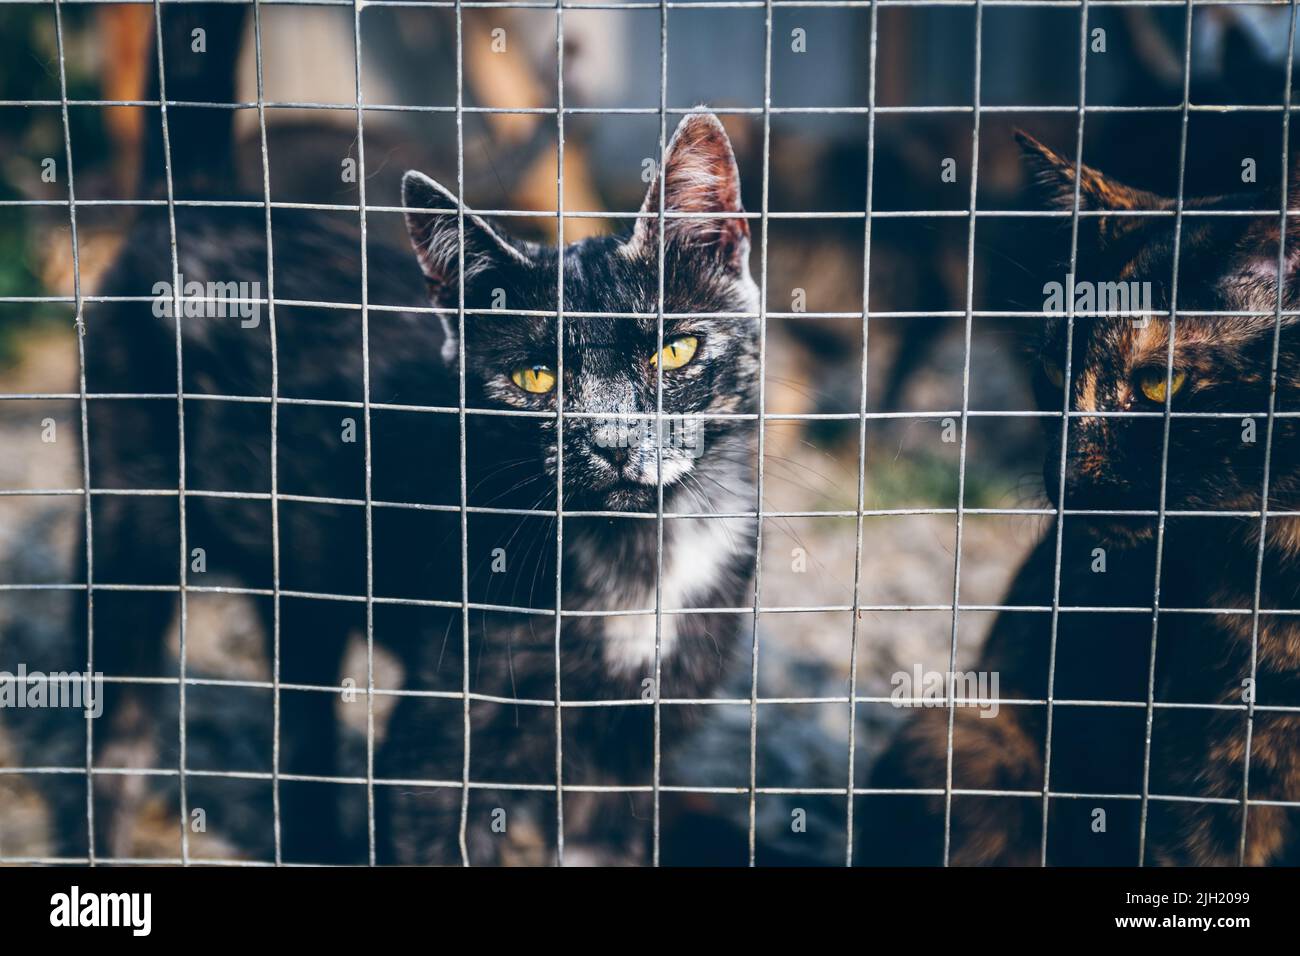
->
xmin=689 ymin=465 xmax=855 ymax=598
xmin=707 ymin=448 xmax=840 ymax=497
xmin=465 ymin=495 xmax=551 ymax=725
xmin=680 ymin=471 xmax=742 ymax=557
xmin=466 ymin=457 xmax=536 ymax=499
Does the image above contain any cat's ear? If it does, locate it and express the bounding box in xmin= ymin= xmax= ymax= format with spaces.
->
xmin=1015 ymin=131 xmax=1169 ymax=247
xmin=402 ymin=170 xmax=532 ymax=300
xmin=622 ymin=112 xmax=750 ymax=274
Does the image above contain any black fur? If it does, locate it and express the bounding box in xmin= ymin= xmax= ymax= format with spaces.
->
xmin=82 ymin=113 xmax=760 ymax=864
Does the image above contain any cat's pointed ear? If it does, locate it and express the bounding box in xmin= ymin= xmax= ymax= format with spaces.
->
xmin=622 ymin=112 xmax=750 ymax=273
xmin=402 ymin=170 xmax=532 ymax=300
xmin=1015 ymin=131 xmax=1169 ymax=247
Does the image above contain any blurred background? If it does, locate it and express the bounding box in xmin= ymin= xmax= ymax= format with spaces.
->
xmin=2 ymin=1 xmax=1298 ymax=864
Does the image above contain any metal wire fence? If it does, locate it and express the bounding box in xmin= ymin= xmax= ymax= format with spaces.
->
xmin=0 ymin=0 xmax=1298 ymax=867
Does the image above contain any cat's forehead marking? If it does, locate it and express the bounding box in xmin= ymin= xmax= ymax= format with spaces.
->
xmin=1121 ymin=315 xmax=1268 ymax=357
xmin=1120 ymin=320 xmax=1169 ymax=368
xmin=1076 ymin=368 xmax=1099 ymax=411
xmin=574 ymin=367 xmax=633 ymax=412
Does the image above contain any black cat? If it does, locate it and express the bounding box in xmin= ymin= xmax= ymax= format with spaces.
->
xmin=80 ymin=113 xmax=760 ymax=865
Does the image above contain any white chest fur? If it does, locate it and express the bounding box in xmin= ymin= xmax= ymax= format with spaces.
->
xmin=595 ymin=513 xmax=747 ymax=677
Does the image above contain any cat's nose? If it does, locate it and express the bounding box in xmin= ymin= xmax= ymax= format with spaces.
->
xmin=594 ymin=443 xmax=630 ymax=470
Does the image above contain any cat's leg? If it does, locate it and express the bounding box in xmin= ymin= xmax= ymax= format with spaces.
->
xmin=377 ymin=692 xmax=559 ymax=866
xmin=1235 ymin=712 xmax=1300 ymax=864
xmin=271 ymin=597 xmax=353 ymax=863
xmin=77 ymin=494 xmax=178 ymax=861
xmin=376 ymin=785 xmax=467 ymax=865
xmin=862 ymin=705 xmax=1045 ymax=866
xmin=375 ymin=691 xmax=467 ymax=866
xmin=1150 ymin=711 xmax=1298 ymax=866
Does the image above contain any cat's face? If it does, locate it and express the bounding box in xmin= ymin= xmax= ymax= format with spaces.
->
xmin=1020 ymin=133 xmax=1300 ymax=546
xmin=403 ymin=114 xmax=759 ymax=512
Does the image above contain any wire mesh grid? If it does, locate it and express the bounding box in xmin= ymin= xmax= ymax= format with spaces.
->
xmin=0 ymin=0 xmax=1297 ymax=867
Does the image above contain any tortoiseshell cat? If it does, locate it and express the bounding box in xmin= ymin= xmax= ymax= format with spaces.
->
xmin=861 ymin=133 xmax=1300 ymax=866
xmin=79 ymin=113 xmax=759 ymax=865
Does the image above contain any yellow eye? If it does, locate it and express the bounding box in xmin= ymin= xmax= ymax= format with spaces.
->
xmin=651 ymin=335 xmax=699 ymax=371
xmin=1136 ymin=368 xmax=1187 ymax=404
xmin=1042 ymin=359 xmax=1065 ymax=389
xmin=510 ymin=364 xmax=556 ymax=394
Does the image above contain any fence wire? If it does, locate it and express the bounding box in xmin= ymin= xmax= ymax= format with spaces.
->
xmin=1 ymin=0 xmax=1299 ymax=867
